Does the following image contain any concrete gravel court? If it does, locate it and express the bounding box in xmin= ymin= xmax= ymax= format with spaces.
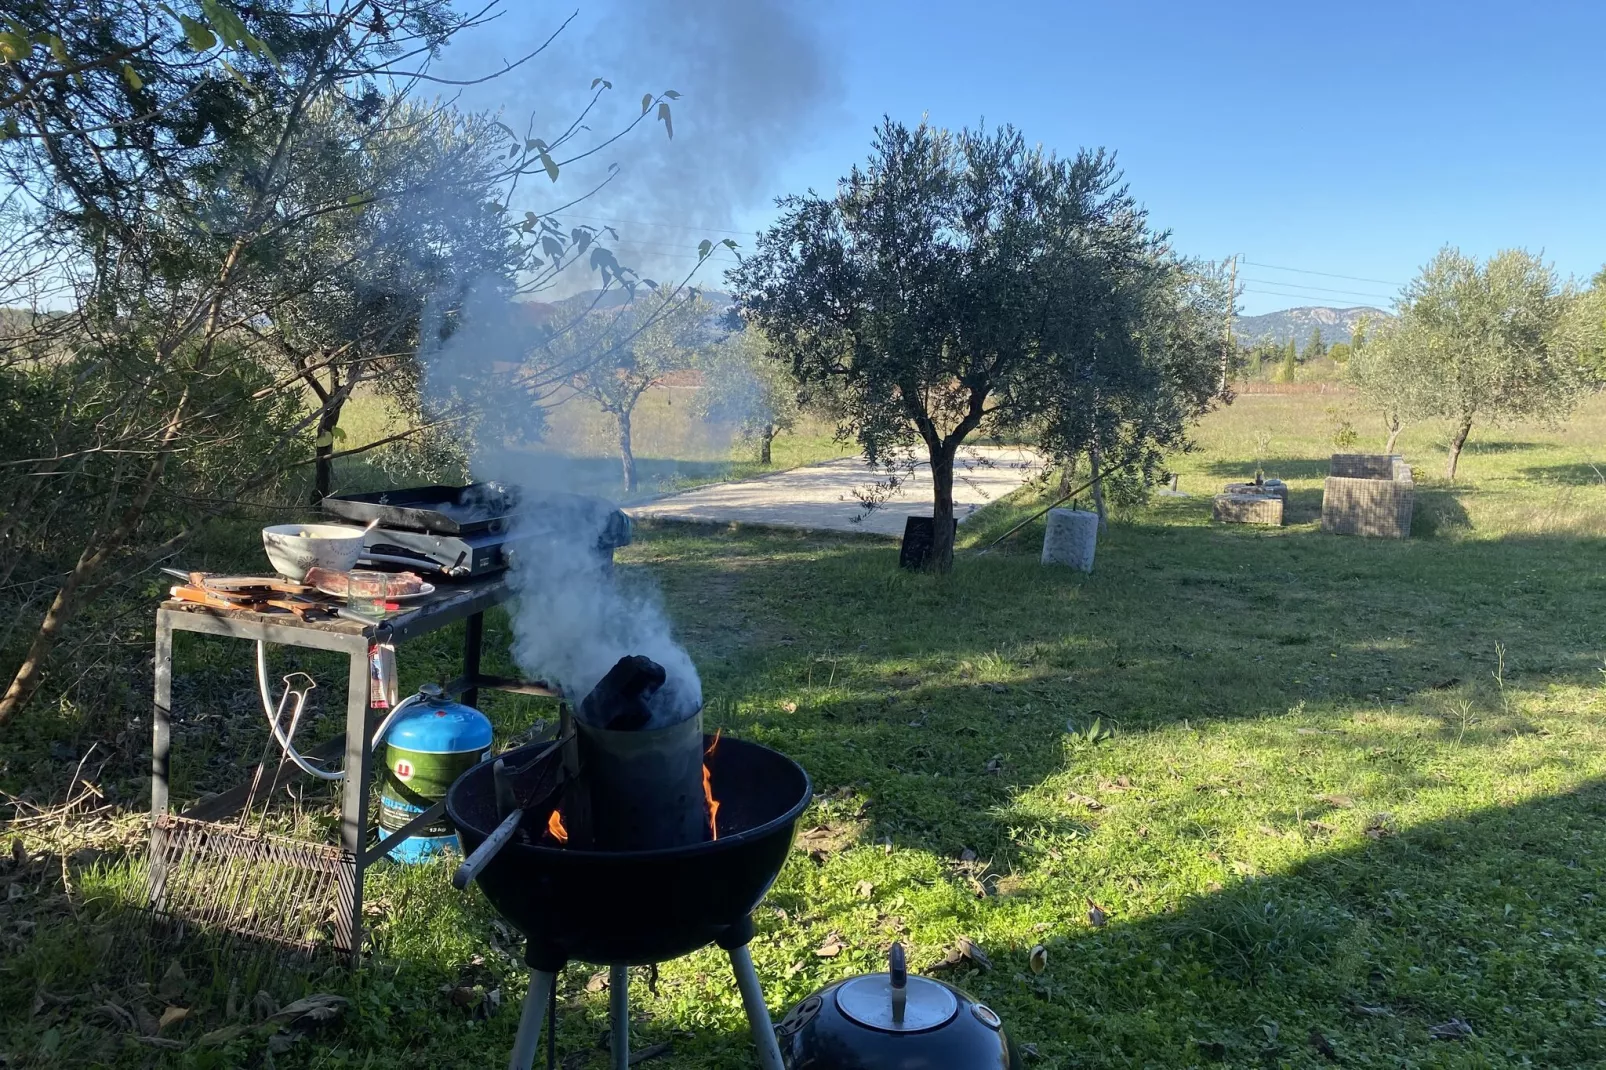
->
xmin=626 ymin=446 xmax=1045 ymax=536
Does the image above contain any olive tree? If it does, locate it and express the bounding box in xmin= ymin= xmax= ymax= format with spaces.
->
xmin=730 ymin=118 xmax=1230 ymax=571
xmin=563 ymin=292 xmax=712 ymax=493
xmin=1354 ymin=247 xmax=1593 ymax=479
xmin=692 ymin=323 xmax=802 ymax=464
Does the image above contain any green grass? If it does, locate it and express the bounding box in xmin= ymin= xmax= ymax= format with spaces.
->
xmin=4 ymin=393 xmax=1606 ymax=1067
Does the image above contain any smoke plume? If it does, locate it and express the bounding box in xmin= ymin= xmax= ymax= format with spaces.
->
xmin=415 ymin=3 xmax=839 ymax=722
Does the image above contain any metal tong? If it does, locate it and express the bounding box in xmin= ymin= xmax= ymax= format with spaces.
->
xmin=451 ymin=734 xmax=568 ymax=891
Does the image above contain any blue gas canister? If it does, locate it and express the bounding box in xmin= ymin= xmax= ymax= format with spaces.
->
xmin=377 ymin=685 xmax=493 ymax=863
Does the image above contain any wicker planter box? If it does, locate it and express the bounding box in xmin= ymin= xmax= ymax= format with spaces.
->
xmin=1223 ymin=479 xmax=1288 ymax=503
xmin=1213 ymin=492 xmax=1284 ymax=526
xmin=1329 ymin=453 xmax=1406 ymax=480
xmin=1321 ymin=475 xmax=1414 ymax=538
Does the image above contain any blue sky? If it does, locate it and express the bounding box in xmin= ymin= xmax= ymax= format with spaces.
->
xmin=443 ymin=1 xmax=1606 ymax=315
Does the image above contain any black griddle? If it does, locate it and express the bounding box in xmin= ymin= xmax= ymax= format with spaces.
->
xmin=320 ymin=482 xmax=519 ymax=536
xmin=321 ymin=483 xmax=631 ymax=579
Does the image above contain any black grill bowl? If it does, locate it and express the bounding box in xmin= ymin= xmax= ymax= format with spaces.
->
xmin=445 ymin=735 xmax=811 ymax=967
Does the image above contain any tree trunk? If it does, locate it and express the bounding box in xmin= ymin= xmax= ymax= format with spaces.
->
xmin=1057 ymin=455 xmax=1079 ymax=498
xmin=759 ymin=424 xmax=774 ymax=466
xmin=617 ymin=410 xmax=637 ymax=494
xmin=927 ymin=444 xmax=956 ymax=573
xmin=311 ymin=397 xmax=345 ymax=505
xmin=1383 ymin=412 xmax=1402 ymax=454
xmin=1088 ymin=445 xmax=1108 ymax=532
xmin=1445 ymin=415 xmax=1473 ymax=481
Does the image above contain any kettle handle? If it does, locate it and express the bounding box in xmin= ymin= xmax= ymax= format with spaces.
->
xmin=889 ymin=943 xmax=907 ymax=1024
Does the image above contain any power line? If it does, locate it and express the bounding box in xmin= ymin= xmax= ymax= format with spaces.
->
xmin=1240 ymin=276 xmax=1394 ymax=301
xmin=1241 ymin=260 xmax=1404 ymax=287
xmin=1242 ymin=287 xmax=1388 ymax=306
xmin=562 ymin=212 xmax=751 ymax=238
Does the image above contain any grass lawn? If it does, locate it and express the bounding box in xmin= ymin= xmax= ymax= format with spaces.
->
xmin=3 ymin=392 xmax=1605 ymax=1068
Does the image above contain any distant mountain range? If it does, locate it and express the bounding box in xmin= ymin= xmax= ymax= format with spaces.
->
xmin=1234 ymin=306 xmax=1389 ymax=347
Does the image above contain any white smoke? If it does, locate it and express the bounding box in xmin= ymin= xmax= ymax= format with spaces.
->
xmin=421 ymin=282 xmax=702 ymax=725
xmin=409 ymin=1 xmax=843 ymax=722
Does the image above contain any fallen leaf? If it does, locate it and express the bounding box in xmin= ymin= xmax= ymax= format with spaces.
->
xmin=959 ymin=847 xmax=977 ymax=862
xmin=586 ymin=971 xmax=609 ymax=993
xmin=253 ymin=989 xmax=279 ymax=1021
xmin=269 ymin=993 xmax=348 ymax=1027
xmin=133 ymin=1036 xmax=185 ymax=1050
xmin=156 ymin=961 xmax=186 ymax=1001
xmin=1020 ymin=1042 xmax=1040 ymax=1060
xmin=854 ymin=880 xmax=874 ymax=899
xmin=198 ymin=1023 xmax=249 ymax=1047
xmin=784 ymin=960 xmax=804 ymax=978
xmin=1087 ymin=899 xmax=1109 ymax=928
xmin=781 ymin=701 xmax=798 ymax=713
xmin=1028 ymin=943 xmax=1048 ymax=975
xmin=629 ymin=1040 xmax=673 ymax=1065
xmin=1032 ymin=922 xmax=1051 ymax=933
xmin=1319 ymin=794 xmax=1356 ymax=809
xmin=158 ymin=1006 xmax=189 ymax=1031
xmin=956 ymin=935 xmax=991 ymax=970
xmin=1064 ymin=792 xmax=1103 ymax=810
xmin=1429 ymin=1018 xmax=1473 ymax=1040
xmin=814 ymin=934 xmax=845 ymax=958
xmin=984 ymin=755 xmax=1004 ymax=774
xmin=132 ymin=1002 xmax=159 ymax=1036
xmin=6 ymin=883 xmax=24 ymax=900
xmin=1364 ymin=813 xmax=1395 ymax=839
xmin=1350 ymin=1002 xmax=1391 ymax=1018
xmin=1309 ymin=1029 xmax=1337 ymax=1060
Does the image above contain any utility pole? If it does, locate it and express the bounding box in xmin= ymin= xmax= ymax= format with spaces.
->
xmin=1220 ymin=254 xmax=1238 ymax=394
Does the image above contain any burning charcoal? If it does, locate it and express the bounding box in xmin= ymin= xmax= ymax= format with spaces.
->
xmin=580 ymin=655 xmax=667 ymax=730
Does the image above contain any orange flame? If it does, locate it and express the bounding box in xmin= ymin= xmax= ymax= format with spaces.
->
xmin=702 ymin=764 xmax=720 ymax=841
xmin=547 ymin=808 xmax=569 ymax=844
xmin=703 ymin=728 xmax=722 ymax=839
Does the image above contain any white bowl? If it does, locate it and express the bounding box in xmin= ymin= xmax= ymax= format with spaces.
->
xmin=262 ymin=523 xmax=367 ymax=582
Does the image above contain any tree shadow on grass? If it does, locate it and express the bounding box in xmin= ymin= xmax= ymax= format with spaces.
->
xmin=1519 ymin=462 xmax=1606 ymax=487
xmin=926 ymin=779 xmax=1606 ymax=1066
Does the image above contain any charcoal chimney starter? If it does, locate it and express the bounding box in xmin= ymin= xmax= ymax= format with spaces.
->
xmin=574 ymin=655 xmax=708 ymax=851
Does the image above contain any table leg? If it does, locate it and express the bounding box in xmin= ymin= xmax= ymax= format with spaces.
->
xmin=336 ymin=639 xmax=372 ymax=956
xmin=462 ymin=611 xmax=484 ymax=709
xmin=149 ymin=612 xmax=174 ymax=908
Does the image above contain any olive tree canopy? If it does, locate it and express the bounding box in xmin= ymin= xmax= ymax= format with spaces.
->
xmin=1350 ymin=247 xmax=1596 ymax=479
xmin=729 ymin=117 xmax=1231 ymax=571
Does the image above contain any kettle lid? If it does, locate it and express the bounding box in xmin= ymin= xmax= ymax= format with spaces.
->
xmin=834 ymin=944 xmax=958 ymax=1033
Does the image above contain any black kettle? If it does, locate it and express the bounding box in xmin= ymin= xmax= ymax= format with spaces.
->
xmin=777 ymin=944 xmax=1022 ymax=1069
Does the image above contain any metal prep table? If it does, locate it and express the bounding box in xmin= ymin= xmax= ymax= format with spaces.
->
xmin=150 ymin=574 xmax=554 ymax=955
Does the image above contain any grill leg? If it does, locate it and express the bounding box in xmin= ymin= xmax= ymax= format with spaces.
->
xmin=727 ymin=945 xmax=785 ymax=1070
xmin=508 ymin=969 xmax=556 ymax=1070
xmin=609 ymin=964 xmax=630 ymax=1069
